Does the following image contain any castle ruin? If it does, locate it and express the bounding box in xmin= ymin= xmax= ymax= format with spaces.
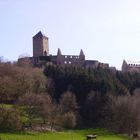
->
xmin=18 ymin=31 xmax=109 ymax=69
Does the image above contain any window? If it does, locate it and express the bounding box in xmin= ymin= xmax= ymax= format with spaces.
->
xmin=69 ymin=61 xmax=71 ymax=64
xmin=64 ymin=61 xmax=67 ymax=64
xmin=65 ymin=56 xmax=67 ymax=58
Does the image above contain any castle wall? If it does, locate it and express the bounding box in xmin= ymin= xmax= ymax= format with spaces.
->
xmin=56 ymin=55 xmax=85 ymax=66
xmin=122 ymin=60 xmax=140 ymax=72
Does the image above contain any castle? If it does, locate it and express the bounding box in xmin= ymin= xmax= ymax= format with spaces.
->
xmin=18 ymin=31 xmax=140 ymax=73
xmin=18 ymin=31 xmax=109 ymax=69
xmin=122 ymin=60 xmax=140 ymax=72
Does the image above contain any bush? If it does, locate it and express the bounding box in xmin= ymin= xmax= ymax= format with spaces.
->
xmin=0 ymin=106 xmax=22 ymax=131
xmin=61 ymin=111 xmax=77 ymax=129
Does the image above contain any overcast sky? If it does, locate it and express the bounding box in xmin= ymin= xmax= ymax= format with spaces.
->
xmin=1 ymin=0 xmax=140 ymax=69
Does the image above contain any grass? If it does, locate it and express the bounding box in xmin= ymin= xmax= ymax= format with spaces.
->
xmin=0 ymin=129 xmax=132 ymax=140
xmin=0 ymin=104 xmax=13 ymax=108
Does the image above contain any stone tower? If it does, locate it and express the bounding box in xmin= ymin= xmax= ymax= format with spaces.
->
xmin=33 ymin=31 xmax=49 ymax=57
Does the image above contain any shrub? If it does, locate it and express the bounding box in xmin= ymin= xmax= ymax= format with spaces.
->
xmin=0 ymin=106 xmax=22 ymax=131
xmin=61 ymin=111 xmax=77 ymax=129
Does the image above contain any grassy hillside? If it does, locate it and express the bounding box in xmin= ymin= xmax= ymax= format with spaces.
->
xmin=0 ymin=129 xmax=132 ymax=140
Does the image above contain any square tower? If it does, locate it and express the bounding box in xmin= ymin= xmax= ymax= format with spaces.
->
xmin=33 ymin=31 xmax=49 ymax=57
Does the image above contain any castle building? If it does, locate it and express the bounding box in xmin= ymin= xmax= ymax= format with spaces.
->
xmin=33 ymin=31 xmax=49 ymax=57
xmin=18 ymin=31 xmax=109 ymax=69
xmin=56 ymin=48 xmax=85 ymax=66
xmin=122 ymin=60 xmax=140 ymax=72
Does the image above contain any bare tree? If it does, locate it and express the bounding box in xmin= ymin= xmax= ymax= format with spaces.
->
xmin=59 ymin=91 xmax=78 ymax=128
xmin=36 ymin=94 xmax=53 ymax=124
xmin=18 ymin=93 xmax=39 ymax=127
xmin=59 ymin=91 xmax=78 ymax=113
xmin=18 ymin=93 xmax=55 ymax=128
xmin=104 ymin=94 xmax=140 ymax=135
xmin=47 ymin=102 xmax=61 ymax=131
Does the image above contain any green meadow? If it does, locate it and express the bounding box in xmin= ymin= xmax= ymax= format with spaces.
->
xmin=0 ymin=129 xmax=132 ymax=140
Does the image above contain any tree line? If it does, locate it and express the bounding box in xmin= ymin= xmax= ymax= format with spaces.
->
xmin=1 ymin=61 xmax=140 ymax=135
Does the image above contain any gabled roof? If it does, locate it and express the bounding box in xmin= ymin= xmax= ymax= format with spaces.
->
xmin=33 ymin=31 xmax=48 ymax=39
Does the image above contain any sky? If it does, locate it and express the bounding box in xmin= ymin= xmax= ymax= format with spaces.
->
xmin=1 ymin=0 xmax=140 ymax=70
